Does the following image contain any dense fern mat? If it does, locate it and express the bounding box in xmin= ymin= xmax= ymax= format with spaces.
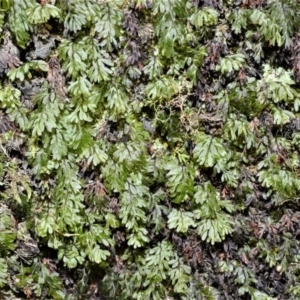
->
xmin=1 ymin=0 xmax=300 ymax=299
